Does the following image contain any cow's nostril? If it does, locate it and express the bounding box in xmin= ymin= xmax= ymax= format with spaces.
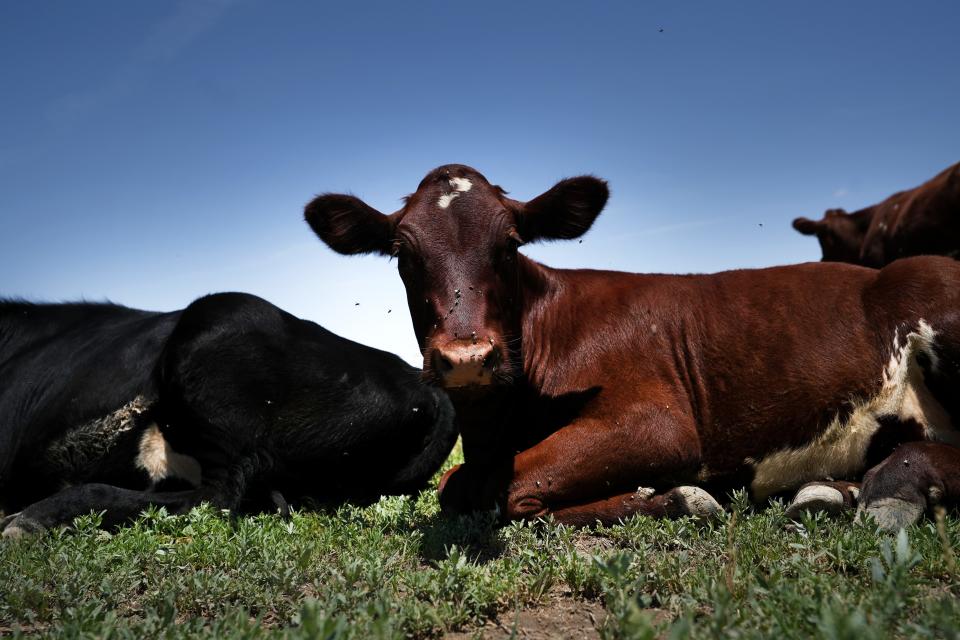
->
xmin=482 ymin=348 xmax=500 ymax=370
xmin=433 ymin=350 xmax=455 ymax=373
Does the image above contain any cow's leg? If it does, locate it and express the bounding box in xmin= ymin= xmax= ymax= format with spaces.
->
xmin=439 ymin=468 xmax=721 ymax=527
xmin=1 ymin=484 xmax=198 ymax=538
xmin=1 ymin=454 xmax=260 ymax=538
xmin=856 ymin=441 xmax=960 ymax=531
xmin=547 ymin=486 xmax=722 ymax=527
xmin=507 ymin=406 xmax=706 ymax=522
xmin=443 ymin=403 xmax=708 ymax=523
xmin=785 ymin=480 xmax=861 ymax=520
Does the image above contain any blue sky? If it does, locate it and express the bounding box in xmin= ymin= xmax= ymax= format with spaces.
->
xmin=2 ymin=1 xmax=958 ymax=365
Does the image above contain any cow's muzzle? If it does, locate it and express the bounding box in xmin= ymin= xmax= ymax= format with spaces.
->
xmin=431 ymin=339 xmax=502 ymax=388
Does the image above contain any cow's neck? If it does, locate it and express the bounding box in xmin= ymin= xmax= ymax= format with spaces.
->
xmin=517 ymin=255 xmax=577 ymax=392
xmin=446 ymin=256 xmax=585 ymax=463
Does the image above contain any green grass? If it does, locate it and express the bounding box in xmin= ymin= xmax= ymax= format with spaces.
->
xmin=2 ymin=447 xmax=959 ymax=639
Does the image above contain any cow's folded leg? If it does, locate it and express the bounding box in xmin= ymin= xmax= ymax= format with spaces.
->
xmin=785 ymin=480 xmax=861 ymax=520
xmin=1 ymin=484 xmax=199 ymax=539
xmin=438 ymin=462 xmax=513 ymax=515
xmin=549 ymin=486 xmax=722 ymax=527
xmin=856 ymin=441 xmax=960 ymax=532
xmin=1 ymin=454 xmax=260 ymax=538
xmin=451 ymin=405 xmax=703 ymax=523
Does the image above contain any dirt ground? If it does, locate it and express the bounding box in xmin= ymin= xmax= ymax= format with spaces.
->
xmin=445 ymin=597 xmax=607 ymax=640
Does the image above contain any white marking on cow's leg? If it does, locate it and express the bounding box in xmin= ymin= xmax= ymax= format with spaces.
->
xmin=857 ymin=497 xmax=924 ymax=532
xmin=136 ymin=424 xmax=202 ymax=488
xmin=673 ymin=486 xmax=723 ymax=519
xmin=785 ymin=485 xmax=846 ymax=519
xmin=2 ymin=523 xmax=28 ymax=539
xmin=750 ymin=320 xmax=953 ymax=499
xmin=927 ymin=485 xmax=944 ymax=504
xmin=1 ymin=514 xmax=43 ymax=539
xmin=635 ymin=486 xmax=656 ymax=500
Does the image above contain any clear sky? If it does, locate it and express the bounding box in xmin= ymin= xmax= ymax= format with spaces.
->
xmin=2 ymin=1 xmax=958 ymax=365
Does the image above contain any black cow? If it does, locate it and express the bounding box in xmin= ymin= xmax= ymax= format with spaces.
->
xmin=0 ymin=292 xmax=456 ymax=537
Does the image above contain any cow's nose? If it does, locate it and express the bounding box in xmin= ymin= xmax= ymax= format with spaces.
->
xmin=433 ymin=340 xmax=499 ymax=387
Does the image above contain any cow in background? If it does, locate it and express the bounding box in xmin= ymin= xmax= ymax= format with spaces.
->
xmin=307 ymin=164 xmax=960 ymax=532
xmin=0 ymin=293 xmax=456 ymax=537
xmin=793 ymin=161 xmax=960 ymax=267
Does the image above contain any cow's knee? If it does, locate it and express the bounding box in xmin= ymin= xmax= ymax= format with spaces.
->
xmin=504 ymin=493 xmax=548 ymax=520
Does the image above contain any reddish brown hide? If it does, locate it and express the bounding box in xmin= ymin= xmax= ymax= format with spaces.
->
xmin=307 ymin=164 xmax=960 ymax=529
xmin=793 ymin=161 xmax=960 ymax=267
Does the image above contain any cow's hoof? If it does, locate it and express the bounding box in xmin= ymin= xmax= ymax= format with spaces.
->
xmin=270 ymin=490 xmax=291 ymax=519
xmin=786 ymin=485 xmax=846 ymax=520
xmin=673 ymin=486 xmax=723 ymax=519
xmin=857 ymin=497 xmax=924 ymax=532
xmin=1 ymin=515 xmax=45 ymax=540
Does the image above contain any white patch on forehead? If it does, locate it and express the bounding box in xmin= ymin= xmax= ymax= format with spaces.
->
xmin=437 ymin=193 xmax=458 ymax=209
xmin=750 ymin=319 xmax=955 ymax=500
xmin=136 ymin=423 xmax=202 ymax=489
xmin=437 ymin=177 xmax=473 ymax=209
xmin=449 ymin=177 xmax=472 ymax=192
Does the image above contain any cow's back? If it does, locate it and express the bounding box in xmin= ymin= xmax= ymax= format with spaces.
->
xmin=862 ymin=163 xmax=960 ymax=265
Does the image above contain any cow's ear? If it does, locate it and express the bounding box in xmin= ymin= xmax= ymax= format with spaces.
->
xmin=305 ymin=194 xmax=396 ymax=256
xmin=792 ymin=217 xmax=822 ymax=236
xmin=517 ymin=177 xmax=609 ymax=242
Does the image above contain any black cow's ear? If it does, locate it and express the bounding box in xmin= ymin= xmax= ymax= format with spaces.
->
xmin=792 ymin=217 xmax=822 ymax=236
xmin=304 ymin=194 xmax=396 ymax=256
xmin=517 ymin=176 xmax=609 ymax=242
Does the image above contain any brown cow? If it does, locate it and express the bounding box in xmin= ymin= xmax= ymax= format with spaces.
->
xmin=306 ymin=164 xmax=960 ymax=531
xmin=793 ymin=161 xmax=960 ymax=267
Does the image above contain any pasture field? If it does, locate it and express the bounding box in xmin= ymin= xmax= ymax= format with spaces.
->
xmin=2 ymin=446 xmax=958 ymax=640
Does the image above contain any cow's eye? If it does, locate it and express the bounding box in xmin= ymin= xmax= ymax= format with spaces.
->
xmin=395 ymin=242 xmax=424 ymax=275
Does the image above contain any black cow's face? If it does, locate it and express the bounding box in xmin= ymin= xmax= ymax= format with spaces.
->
xmin=306 ymin=164 xmax=608 ymax=389
xmin=792 ymin=208 xmax=870 ymax=263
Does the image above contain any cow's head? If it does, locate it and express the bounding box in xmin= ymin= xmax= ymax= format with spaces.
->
xmin=305 ymin=164 xmax=608 ymax=389
xmin=792 ymin=207 xmax=872 ymax=264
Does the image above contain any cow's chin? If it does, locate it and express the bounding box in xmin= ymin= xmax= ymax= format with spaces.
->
xmin=421 ymin=368 xmax=496 ymax=390
xmin=420 ymin=363 xmax=513 ymax=392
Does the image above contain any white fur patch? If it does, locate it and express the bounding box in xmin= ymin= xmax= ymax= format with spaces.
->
xmin=750 ymin=320 xmax=954 ymax=500
xmin=437 ymin=177 xmax=473 ymax=209
xmin=449 ymin=177 xmax=472 ymax=192
xmin=857 ymin=497 xmax=924 ymax=531
xmin=136 ymin=424 xmax=202 ymax=488
xmin=635 ymin=486 xmax=656 ymax=500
